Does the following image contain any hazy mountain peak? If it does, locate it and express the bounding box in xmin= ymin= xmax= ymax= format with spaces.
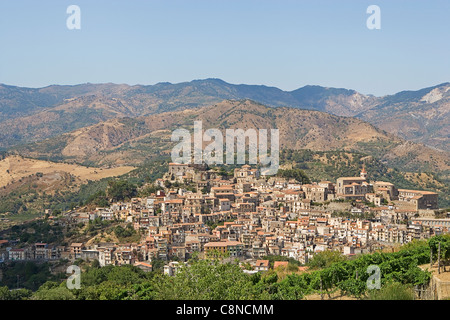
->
xmin=420 ymin=83 xmax=450 ymax=104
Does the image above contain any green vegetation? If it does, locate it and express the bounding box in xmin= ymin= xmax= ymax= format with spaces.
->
xmin=0 ymin=176 xmax=111 ymax=215
xmin=114 ymin=223 xmax=140 ymax=243
xmin=0 ymin=261 xmax=67 ymax=292
xmin=205 ymin=218 xmax=235 ymax=231
xmin=106 ymin=180 xmax=137 ymax=202
xmin=277 ymin=168 xmax=311 ymax=184
xmin=0 ymin=158 xmax=168 ymax=216
xmin=153 ymin=259 xmax=265 ymax=299
xmin=44 ymin=263 xmax=155 ymax=300
xmin=31 ymin=281 xmax=76 ymax=300
xmin=0 ymin=235 xmax=443 ymax=300
xmin=428 ymin=234 xmax=450 ymax=261
xmin=261 ymin=255 xmax=301 ymax=269
xmin=86 ymin=190 xmax=109 ymax=207
xmin=0 ymin=286 xmax=32 ymax=300
xmin=139 ymin=184 xmax=164 ymax=197
xmin=366 ymin=282 xmax=415 ymax=300
xmin=331 ymin=211 xmax=376 ymax=220
xmin=281 ymin=149 xmax=413 ymax=187
xmin=86 ymin=217 xmax=113 ymax=236
xmin=8 ymin=220 xmax=64 ymax=245
xmin=307 ymin=250 xmax=346 ymax=269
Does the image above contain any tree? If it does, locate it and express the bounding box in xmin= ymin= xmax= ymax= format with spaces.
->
xmin=277 ymin=169 xmax=311 ymax=184
xmin=87 ymin=190 xmax=109 ymax=207
xmin=31 ymin=282 xmax=76 ymax=300
xmin=114 ymin=224 xmax=136 ymax=239
xmin=428 ymin=234 xmax=450 ymax=262
xmin=307 ymin=250 xmax=346 ymax=269
xmin=205 ymin=249 xmax=230 ymax=260
xmin=139 ymin=184 xmax=163 ymax=197
xmin=150 ymin=258 xmax=165 ymax=273
xmin=152 ymin=259 xmax=265 ymax=300
xmin=107 ymin=180 xmax=137 ymax=202
xmin=91 ymin=259 xmax=101 ymax=269
xmin=287 ymin=263 xmax=300 ymax=272
xmin=0 ymin=286 xmax=32 ymax=300
xmin=201 ymin=186 xmax=209 ymax=194
xmin=90 ymin=281 xmax=129 ymax=300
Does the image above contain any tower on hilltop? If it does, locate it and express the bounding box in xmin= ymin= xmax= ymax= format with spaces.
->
xmin=360 ymin=164 xmax=367 ymax=180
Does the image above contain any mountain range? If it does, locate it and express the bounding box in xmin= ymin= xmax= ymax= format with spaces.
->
xmin=0 ymin=79 xmax=448 ymax=152
xmin=11 ymin=100 xmax=449 ymax=176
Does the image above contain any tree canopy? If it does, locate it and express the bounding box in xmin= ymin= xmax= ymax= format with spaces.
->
xmin=107 ymin=180 xmax=137 ymax=202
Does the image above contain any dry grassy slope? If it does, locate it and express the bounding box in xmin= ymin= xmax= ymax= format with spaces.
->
xmin=1 ymin=80 xmax=448 ymax=152
xmin=59 ymin=110 xmax=193 ymax=160
xmin=381 ymin=140 xmax=449 ymax=172
xmin=15 ymin=100 xmax=449 ymax=173
xmin=29 ymin=99 xmax=390 ymax=160
xmin=62 ymin=119 xmax=144 ymax=157
xmin=0 ymin=95 xmax=146 ymax=146
xmin=174 ymin=100 xmax=448 ymax=172
xmin=0 ymin=80 xmax=253 ymax=148
xmin=358 ymin=84 xmax=450 ymax=151
xmin=0 ymin=81 xmax=381 ymax=149
xmin=196 ymin=100 xmax=389 ymax=150
xmin=0 ymin=155 xmax=135 ymax=189
xmin=404 ymin=172 xmax=447 ymax=190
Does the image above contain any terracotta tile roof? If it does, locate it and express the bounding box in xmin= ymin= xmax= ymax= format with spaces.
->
xmin=134 ymin=262 xmax=152 ymax=268
xmin=255 ymin=260 xmax=269 ymax=267
xmin=204 ymin=241 xmax=243 ymax=247
xmin=273 ymin=261 xmax=289 ymax=268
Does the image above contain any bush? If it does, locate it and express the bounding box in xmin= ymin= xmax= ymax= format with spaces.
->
xmin=114 ymin=224 xmax=136 ymax=239
xmin=307 ymin=250 xmax=346 ymax=269
xmin=107 ymin=180 xmax=137 ymax=202
xmin=32 ymin=285 xmax=76 ymax=300
xmin=0 ymin=286 xmax=32 ymax=300
xmin=367 ymin=282 xmax=415 ymax=300
xmin=277 ymin=169 xmax=311 ymax=184
xmin=153 ymin=259 xmax=269 ymax=300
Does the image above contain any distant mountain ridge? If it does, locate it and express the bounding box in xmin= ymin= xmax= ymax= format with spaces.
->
xmin=355 ymin=82 xmax=450 ymax=151
xmin=12 ymin=100 xmax=449 ymax=175
xmin=0 ymin=79 xmax=448 ymax=151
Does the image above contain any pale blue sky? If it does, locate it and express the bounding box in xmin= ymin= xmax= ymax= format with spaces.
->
xmin=0 ymin=0 xmax=449 ymax=96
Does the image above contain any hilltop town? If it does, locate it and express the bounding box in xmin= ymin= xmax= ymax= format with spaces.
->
xmin=1 ymin=163 xmax=448 ymax=274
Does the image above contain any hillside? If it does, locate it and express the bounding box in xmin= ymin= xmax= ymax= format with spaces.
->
xmin=289 ymin=85 xmax=377 ymax=116
xmin=0 ymin=155 xmax=135 ymax=189
xmin=0 ymin=79 xmax=298 ymax=149
xmin=12 ymin=100 xmax=449 ymax=175
xmin=1 ymin=80 xmax=448 ymax=151
xmin=0 ymin=155 xmax=135 ymax=216
xmin=279 ymin=149 xmax=449 ymax=208
xmin=0 ymin=83 xmax=128 ymax=122
xmin=356 ymin=83 xmax=450 ymax=151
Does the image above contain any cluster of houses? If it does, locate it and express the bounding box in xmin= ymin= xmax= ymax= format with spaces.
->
xmin=0 ymin=163 xmax=447 ymax=272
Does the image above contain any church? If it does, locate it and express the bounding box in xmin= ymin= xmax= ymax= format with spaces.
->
xmin=336 ymin=166 xmax=372 ymax=200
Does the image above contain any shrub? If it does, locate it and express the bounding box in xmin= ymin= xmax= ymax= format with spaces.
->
xmin=367 ymin=282 xmax=415 ymax=300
